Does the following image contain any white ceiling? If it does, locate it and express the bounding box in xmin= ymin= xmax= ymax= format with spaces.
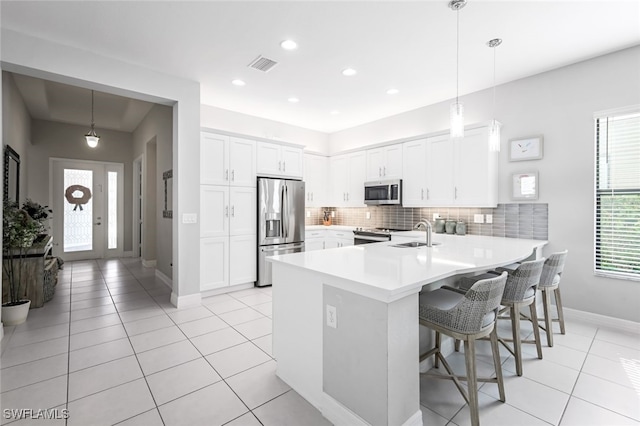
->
xmin=2 ymin=1 xmax=639 ymax=134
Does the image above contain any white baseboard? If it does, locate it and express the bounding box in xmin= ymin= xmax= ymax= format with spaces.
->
xmin=142 ymin=259 xmax=157 ymax=268
xmin=170 ymin=292 xmax=201 ymax=309
xmin=123 ymin=251 xmax=135 ymax=258
xmin=321 ymin=393 xmax=368 ymax=426
xmin=200 ymin=282 xmax=254 ymax=298
xmin=562 ymin=306 xmax=640 ymax=334
xmin=0 ymin=323 xmax=4 ymax=340
xmin=155 ymin=270 xmax=173 ymax=289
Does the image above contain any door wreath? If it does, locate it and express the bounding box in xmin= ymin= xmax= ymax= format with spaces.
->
xmin=65 ymin=185 xmax=92 ymax=211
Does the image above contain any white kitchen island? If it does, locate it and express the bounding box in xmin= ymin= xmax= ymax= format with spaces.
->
xmin=268 ymin=234 xmax=547 ymax=426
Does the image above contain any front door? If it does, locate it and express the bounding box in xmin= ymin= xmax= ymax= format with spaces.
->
xmin=51 ymin=159 xmax=124 ymax=261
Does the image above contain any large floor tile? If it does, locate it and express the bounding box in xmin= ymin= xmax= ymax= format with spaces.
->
xmin=69 ymin=313 xmax=121 ymax=334
xmin=451 ymin=390 xmax=549 ymax=426
xmin=129 ymin=325 xmax=186 ymax=353
xmin=67 ymin=378 xmax=155 ymax=426
xmin=13 ymin=312 xmax=70 ymax=333
xmin=1 ymin=336 xmax=69 ymax=368
xmin=595 ymin=327 xmax=640 ymax=351
xmin=115 ymin=409 xmax=164 ymax=426
xmin=520 ymin=340 xmax=588 ymax=371
xmin=502 ymin=352 xmax=580 ymax=394
xmin=219 ymin=307 xmax=265 ymax=326
xmin=205 ymin=341 xmax=271 ymax=378
xmin=123 ymin=314 xmax=174 ymax=336
xmin=234 ymin=317 xmax=272 ymax=340
xmin=166 ymin=306 xmax=214 ymax=324
xmin=1 ymin=376 xmax=68 ymax=424
xmin=1 ymin=353 xmax=68 ymax=392
xmin=69 ymin=323 xmax=127 ymax=351
xmin=226 ymin=360 xmax=290 ymax=409
xmin=6 ymin=323 xmax=69 ymax=348
xmin=419 ymin=371 xmax=468 ymax=420
xmin=225 ymin=412 xmax=263 ymax=426
xmin=560 ymin=396 xmax=640 ymax=425
xmin=70 ymin=304 xmax=118 ymax=321
xmin=253 ymin=390 xmax=331 ymax=426
xmin=190 ymin=327 xmax=248 ymax=355
xmin=201 ymin=293 xmax=235 ymax=306
xmin=70 ymin=296 xmax=113 ymax=311
xmin=552 ymin=331 xmax=595 ymax=353
xmin=177 ymin=315 xmax=228 ymax=338
xmin=69 ymin=338 xmax=134 ymax=372
xmin=206 ymin=299 xmax=247 ymax=315
xmin=589 ymin=339 xmax=640 ymax=363
xmin=252 ymin=334 xmax=273 ymax=357
xmin=71 ymin=288 xmax=111 ymax=301
xmin=236 ymin=292 xmax=272 ymax=307
xmin=420 ymin=406 xmax=449 ymax=426
xmin=252 ymin=301 xmax=272 ymax=317
xmin=118 ymin=306 xmax=166 ymax=323
xmin=582 ymin=353 xmax=640 ymax=389
xmin=158 ymin=381 xmax=248 ymax=426
xmin=68 ymin=355 xmax=143 ymax=401
xmin=136 ymin=340 xmax=202 ymax=375
xmin=572 ymin=373 xmax=640 ymax=421
xmin=146 ymin=357 xmax=222 ymax=405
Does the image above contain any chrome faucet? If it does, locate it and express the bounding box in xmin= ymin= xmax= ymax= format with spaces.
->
xmin=414 ymin=219 xmax=433 ymax=247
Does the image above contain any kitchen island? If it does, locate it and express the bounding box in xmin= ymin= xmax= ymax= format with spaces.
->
xmin=269 ymin=234 xmax=547 ymax=426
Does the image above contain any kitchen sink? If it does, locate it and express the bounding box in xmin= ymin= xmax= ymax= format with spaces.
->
xmin=391 ymin=241 xmax=441 ymax=248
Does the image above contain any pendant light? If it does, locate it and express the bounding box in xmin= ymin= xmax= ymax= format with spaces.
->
xmin=487 ymin=38 xmax=502 ymax=152
xmin=449 ymin=0 xmax=466 ymax=140
xmin=85 ymin=90 xmax=100 ymax=148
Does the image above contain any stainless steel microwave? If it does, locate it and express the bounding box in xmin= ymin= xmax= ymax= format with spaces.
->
xmin=364 ymin=179 xmax=402 ymax=205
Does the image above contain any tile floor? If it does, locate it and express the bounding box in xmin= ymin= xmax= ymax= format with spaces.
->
xmin=1 ymin=258 xmax=639 ymax=425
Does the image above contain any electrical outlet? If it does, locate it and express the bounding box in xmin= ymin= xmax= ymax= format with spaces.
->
xmin=485 ymin=214 xmax=493 ymax=224
xmin=326 ymin=305 xmax=337 ymax=329
xmin=331 ymin=211 xmax=335 ymax=218
xmin=433 ymin=213 xmax=440 ymax=221
xmin=182 ymin=213 xmax=197 ymax=224
xmin=306 ymin=210 xmax=311 ymax=218
xmin=474 ymin=214 xmax=484 ymax=224
xmin=366 ymin=211 xmax=371 ymax=220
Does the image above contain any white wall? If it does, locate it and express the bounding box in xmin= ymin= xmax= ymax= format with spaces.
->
xmin=1 ymin=29 xmax=201 ymax=305
xmin=201 ymin=104 xmax=329 ymax=154
xmin=329 ymin=46 xmax=640 ymax=322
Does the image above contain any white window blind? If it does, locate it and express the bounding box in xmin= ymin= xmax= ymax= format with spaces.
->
xmin=595 ymin=110 xmax=640 ymax=279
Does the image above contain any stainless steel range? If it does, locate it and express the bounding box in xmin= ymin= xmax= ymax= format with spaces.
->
xmin=352 ymin=228 xmax=404 ymax=245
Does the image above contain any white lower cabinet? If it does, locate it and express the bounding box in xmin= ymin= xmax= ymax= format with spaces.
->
xmin=200 ymin=235 xmax=256 ymax=291
xmin=325 ymin=230 xmax=354 ymax=249
xmin=305 ymin=229 xmax=354 ymax=251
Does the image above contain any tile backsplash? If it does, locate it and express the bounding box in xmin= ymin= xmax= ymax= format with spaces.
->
xmin=305 ymin=203 xmax=548 ymax=240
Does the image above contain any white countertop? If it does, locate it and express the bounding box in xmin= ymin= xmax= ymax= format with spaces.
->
xmin=269 ymin=234 xmax=547 ymax=302
xmin=305 ymin=225 xmax=356 ymax=232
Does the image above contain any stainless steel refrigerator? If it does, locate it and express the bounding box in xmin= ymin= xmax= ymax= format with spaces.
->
xmin=257 ymin=177 xmax=306 ymax=287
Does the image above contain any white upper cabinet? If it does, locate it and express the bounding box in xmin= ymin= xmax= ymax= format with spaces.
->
xmin=257 ymin=142 xmax=304 ymax=179
xmin=200 ymin=132 xmax=256 ymax=187
xmin=304 ymin=154 xmax=328 ymax=207
xmin=329 ymin=151 xmax=366 ymax=207
xmin=400 ymin=127 xmax=498 ymax=208
xmin=366 ymin=144 xmax=403 ymax=180
xmin=402 ymin=139 xmax=428 ymax=207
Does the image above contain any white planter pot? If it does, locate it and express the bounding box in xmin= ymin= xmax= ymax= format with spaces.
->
xmin=1 ymin=300 xmax=31 ymax=325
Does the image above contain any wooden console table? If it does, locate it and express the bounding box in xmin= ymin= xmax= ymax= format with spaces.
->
xmin=2 ymin=235 xmax=58 ymax=308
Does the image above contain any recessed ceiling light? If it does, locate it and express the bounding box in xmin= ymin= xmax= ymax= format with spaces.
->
xmin=288 ymin=97 xmax=299 ymax=103
xmin=342 ymin=68 xmax=357 ymax=77
xmin=386 ymin=88 xmax=399 ymax=95
xmin=231 ymin=79 xmax=246 ymax=86
xmin=280 ymin=40 xmax=298 ymax=50
xmin=330 ymin=110 xmax=340 ymax=115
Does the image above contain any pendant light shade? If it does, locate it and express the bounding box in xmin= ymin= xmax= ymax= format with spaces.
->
xmin=85 ymin=90 xmax=100 ymax=148
xmin=487 ymin=38 xmax=502 ymax=152
xmin=449 ymin=0 xmax=466 ymax=140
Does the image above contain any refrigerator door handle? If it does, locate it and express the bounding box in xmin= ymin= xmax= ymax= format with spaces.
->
xmin=283 ymin=184 xmax=289 ymax=239
xmin=261 ymin=243 xmax=305 ymax=252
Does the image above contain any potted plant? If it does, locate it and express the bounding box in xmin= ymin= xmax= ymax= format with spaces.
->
xmin=21 ymin=199 xmax=52 ymax=242
xmin=2 ymin=201 xmax=44 ymax=325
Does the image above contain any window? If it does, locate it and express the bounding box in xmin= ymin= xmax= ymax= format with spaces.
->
xmin=595 ymin=108 xmax=640 ymax=280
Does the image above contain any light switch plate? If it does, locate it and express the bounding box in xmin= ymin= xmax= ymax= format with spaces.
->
xmin=485 ymin=214 xmax=493 ymax=224
xmin=331 ymin=211 xmax=335 ymax=218
xmin=366 ymin=211 xmax=371 ymax=220
xmin=474 ymin=214 xmax=484 ymax=224
xmin=306 ymin=210 xmax=311 ymax=218
xmin=182 ymin=213 xmax=197 ymax=224
xmin=326 ymin=305 xmax=337 ymax=329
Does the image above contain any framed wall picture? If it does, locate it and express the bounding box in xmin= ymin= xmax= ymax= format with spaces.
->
xmin=509 ymin=135 xmax=543 ymax=161
xmin=512 ymin=172 xmax=539 ymax=200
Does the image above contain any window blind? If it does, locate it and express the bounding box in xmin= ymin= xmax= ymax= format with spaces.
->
xmin=595 ymin=110 xmax=640 ymax=279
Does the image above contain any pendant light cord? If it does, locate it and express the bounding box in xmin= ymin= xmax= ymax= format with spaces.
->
xmin=492 ymin=46 xmax=496 ymax=118
xmin=456 ymin=9 xmax=460 ymax=104
xmin=91 ymin=90 xmax=95 ymax=128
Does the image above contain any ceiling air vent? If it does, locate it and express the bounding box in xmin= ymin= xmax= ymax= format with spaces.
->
xmin=248 ymin=55 xmax=278 ymax=73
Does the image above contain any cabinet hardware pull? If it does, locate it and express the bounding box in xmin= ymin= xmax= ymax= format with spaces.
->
xmin=225 ymin=170 xmax=229 ymax=181
xmin=279 ymin=161 xmax=282 ymax=171
xmin=427 ymin=188 xmax=430 ymax=199
xmin=225 ymin=206 xmax=229 ymax=217
xmin=455 ymin=187 xmax=458 ymax=199
xmin=379 ymin=167 xmax=382 ymax=177
xmin=283 ymin=162 xmax=286 ymax=172
xmin=311 ymin=192 xmax=313 ymax=201
xmin=231 ymin=170 xmax=235 ymax=181
xmin=231 ymin=206 xmax=235 ymax=217
xmin=421 ymin=189 xmax=424 ymax=200
xmin=383 ymin=166 xmax=386 ymax=176
xmin=346 ymin=193 xmax=349 ymax=201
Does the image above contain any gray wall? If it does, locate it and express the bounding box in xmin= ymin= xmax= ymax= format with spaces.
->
xmin=2 ymin=72 xmax=31 ymax=205
xmin=28 ymin=119 xmax=134 ymax=252
xmin=132 ymin=104 xmax=173 ymax=279
xmin=329 ymin=46 xmax=640 ymax=322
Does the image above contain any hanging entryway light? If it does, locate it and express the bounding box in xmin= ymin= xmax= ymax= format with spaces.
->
xmin=449 ymin=0 xmax=467 ymax=140
xmin=487 ymin=38 xmax=502 ymax=152
xmin=85 ymin=90 xmax=100 ymax=148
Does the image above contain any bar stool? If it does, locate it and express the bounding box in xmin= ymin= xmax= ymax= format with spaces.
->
xmin=419 ymin=272 xmax=508 ymax=426
xmin=458 ymin=259 xmax=545 ymax=377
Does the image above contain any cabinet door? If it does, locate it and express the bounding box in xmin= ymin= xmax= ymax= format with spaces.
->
xmin=324 ymin=238 xmax=340 ymax=249
xmin=229 ymin=187 xmax=256 ymax=236
xmin=230 ymin=235 xmax=256 ymax=285
xmin=305 ymin=238 xmax=325 ymax=251
xmin=256 ymin=142 xmax=282 ymax=176
xmin=200 ymin=185 xmax=229 ymax=238
xmin=366 ymin=148 xmax=385 ymax=180
xmin=201 ymin=132 xmax=229 ymax=185
xmin=384 ymin=144 xmax=403 ymax=179
xmin=329 ymin=155 xmax=349 ymax=206
xmin=304 ymin=154 xmax=327 ymax=207
xmin=200 ymin=237 xmax=228 ymax=291
xmin=281 ymin=146 xmax=303 ymax=178
xmin=402 ymin=139 xmax=428 ymax=207
xmin=426 ymin=134 xmax=454 ymax=206
xmin=347 ymin=152 xmax=366 ymax=206
xmin=229 ymin=137 xmax=256 ymax=187
xmin=454 ymin=127 xmax=497 ymax=206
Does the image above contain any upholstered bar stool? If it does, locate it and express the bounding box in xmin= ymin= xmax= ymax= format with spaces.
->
xmin=419 ymin=272 xmax=508 ymax=426
xmin=457 ymin=259 xmax=545 ymax=377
